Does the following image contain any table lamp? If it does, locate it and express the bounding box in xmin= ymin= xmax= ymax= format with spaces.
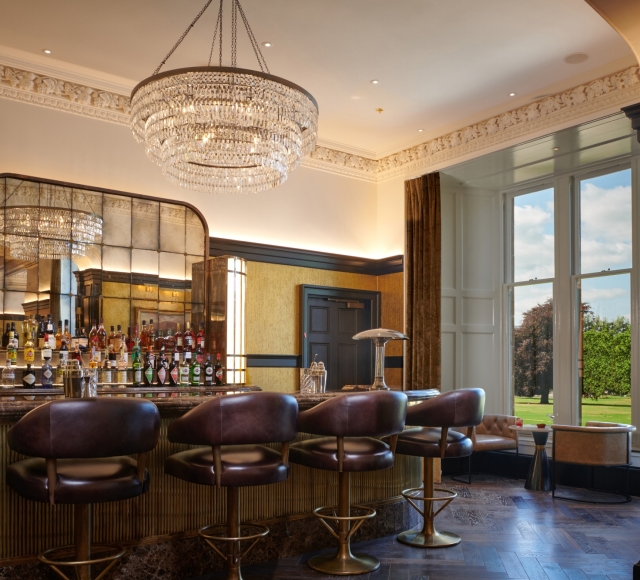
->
xmin=352 ymin=328 xmax=409 ymax=390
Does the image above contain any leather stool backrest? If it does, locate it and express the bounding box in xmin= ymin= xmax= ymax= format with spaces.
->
xmin=406 ymin=389 xmax=485 ymax=428
xmin=297 ymin=391 xmax=407 ymax=437
xmin=168 ymin=392 xmax=298 ymax=445
xmin=8 ymin=399 xmax=161 ymax=458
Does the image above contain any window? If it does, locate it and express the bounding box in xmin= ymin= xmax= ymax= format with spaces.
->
xmin=507 ymin=188 xmax=555 ymax=425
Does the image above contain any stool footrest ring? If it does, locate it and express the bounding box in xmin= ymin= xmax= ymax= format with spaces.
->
xmin=38 ymin=543 xmax=126 ymax=580
xmin=198 ymin=522 xmax=269 ymax=561
xmin=312 ymin=504 xmax=376 ymax=541
xmin=401 ymin=487 xmax=457 ymax=519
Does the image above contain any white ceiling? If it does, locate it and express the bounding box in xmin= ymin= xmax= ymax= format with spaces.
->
xmin=0 ymin=0 xmax=633 ymax=157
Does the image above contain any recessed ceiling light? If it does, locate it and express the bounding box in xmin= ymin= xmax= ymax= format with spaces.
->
xmin=42 ymin=49 xmax=52 ymax=54
xmin=553 ymin=147 xmax=560 ymax=151
xmin=418 ymin=129 xmax=423 ymax=132
xmin=370 ymin=80 xmax=379 ymax=85
xmin=262 ymin=42 xmax=272 ymax=48
xmin=564 ymin=52 xmax=588 ymax=64
xmin=375 ymin=108 xmax=384 ymax=114
xmin=509 ymin=92 xmax=516 ymax=97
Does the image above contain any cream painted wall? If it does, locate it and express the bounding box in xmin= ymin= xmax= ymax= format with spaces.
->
xmin=0 ymin=98 xmax=379 ymax=258
xmin=375 ymin=175 xmax=405 ymax=258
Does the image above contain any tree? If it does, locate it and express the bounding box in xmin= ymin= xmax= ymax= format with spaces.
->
xmin=513 ymin=298 xmax=553 ymax=404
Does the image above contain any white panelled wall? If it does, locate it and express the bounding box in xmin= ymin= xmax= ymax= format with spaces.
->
xmin=440 ymin=175 xmax=503 ymax=411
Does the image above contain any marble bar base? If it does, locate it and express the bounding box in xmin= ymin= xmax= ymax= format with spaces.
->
xmin=0 ymin=499 xmax=421 ymax=580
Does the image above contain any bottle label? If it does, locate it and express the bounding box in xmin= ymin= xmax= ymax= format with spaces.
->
xmin=42 ymin=348 xmax=52 ymax=360
xmin=185 ymin=337 xmax=194 ymax=348
xmin=71 ymin=338 xmax=79 ymax=348
xmin=24 ymin=373 xmax=35 ymax=386
xmin=177 ymin=337 xmax=183 ymax=347
xmin=43 ymin=369 xmax=52 ymax=379
xmin=205 ymin=367 xmax=213 ymax=376
xmin=134 ymin=369 xmax=142 ymax=384
xmin=144 ymin=367 xmax=153 ymax=383
xmin=118 ymin=371 xmax=127 ymax=384
xmin=157 ymin=367 xmax=166 ymax=384
xmin=216 ymin=369 xmax=223 ymax=380
xmin=61 ymin=351 xmax=69 ymax=362
xmin=24 ymin=347 xmax=35 ymax=363
xmin=170 ymin=367 xmax=179 ymax=383
xmin=193 ymin=366 xmax=201 ymax=376
xmin=180 ymin=368 xmax=189 ymax=383
xmin=8 ymin=350 xmax=16 ymax=362
xmin=95 ymin=351 xmax=102 ymax=362
xmin=104 ymin=370 xmax=112 ymax=383
xmin=149 ymin=354 xmax=156 ymax=367
xmin=79 ymin=338 xmax=88 ymax=347
xmin=48 ymin=336 xmax=56 ymax=349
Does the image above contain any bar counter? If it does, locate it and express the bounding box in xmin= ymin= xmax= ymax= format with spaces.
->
xmin=0 ymin=388 xmax=438 ymax=575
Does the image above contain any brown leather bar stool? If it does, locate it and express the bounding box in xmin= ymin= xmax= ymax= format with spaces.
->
xmin=394 ymin=388 xmax=485 ymax=548
xmin=164 ymin=392 xmax=298 ymax=580
xmin=290 ymin=391 xmax=408 ymax=576
xmin=6 ymin=398 xmax=161 ymax=580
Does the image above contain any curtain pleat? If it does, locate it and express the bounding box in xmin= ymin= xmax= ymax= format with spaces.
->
xmin=405 ymin=172 xmax=441 ymax=390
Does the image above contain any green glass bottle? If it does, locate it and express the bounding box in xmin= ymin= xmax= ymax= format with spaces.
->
xmin=189 ymin=353 xmax=201 ymax=386
xmin=132 ymin=345 xmax=142 ymax=387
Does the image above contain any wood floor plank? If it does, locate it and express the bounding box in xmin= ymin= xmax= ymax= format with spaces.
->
xmin=516 ymin=556 xmax=550 ymax=580
xmin=498 ymin=552 xmax=528 ymax=579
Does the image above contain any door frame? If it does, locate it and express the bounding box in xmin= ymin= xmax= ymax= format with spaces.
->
xmin=299 ymin=284 xmax=381 ymax=369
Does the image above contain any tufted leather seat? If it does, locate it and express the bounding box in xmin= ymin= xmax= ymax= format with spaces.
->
xmin=6 ymin=398 xmax=161 ymax=579
xmin=290 ymin=391 xmax=408 ymax=576
xmin=394 ymin=388 xmax=485 ymax=549
xmin=164 ymin=392 xmax=298 ymax=580
xmin=165 ymin=444 xmax=288 ymax=487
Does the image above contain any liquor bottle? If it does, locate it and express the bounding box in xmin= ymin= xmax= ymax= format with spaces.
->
xmin=89 ymin=347 xmax=99 ymax=370
xmin=164 ymin=328 xmax=175 ymax=352
xmin=156 ymin=346 xmax=168 ymax=386
xmin=132 ymin=344 xmax=142 ymax=387
xmin=59 ymin=339 xmax=69 ymax=363
xmin=97 ymin=319 xmax=107 ymax=350
xmin=180 ymin=352 xmax=191 ymax=386
xmin=2 ymin=323 xmax=9 ymax=349
xmin=140 ymin=321 xmax=149 ymax=349
xmin=24 ymin=330 xmax=35 ymax=365
xmin=215 ymin=353 xmax=224 ymax=386
xmin=189 ymin=353 xmax=201 ymax=386
xmin=71 ymin=345 xmax=83 ymax=364
xmin=37 ymin=316 xmax=45 ymax=349
xmin=169 ymin=352 xmax=180 ymax=386
xmin=126 ymin=327 xmax=134 ymax=352
xmin=117 ymin=344 xmax=128 ymax=386
xmin=63 ymin=319 xmax=72 ymax=349
xmin=7 ymin=326 xmax=18 ymax=364
xmin=174 ymin=323 xmax=183 ymax=353
xmin=23 ymin=315 xmax=31 ymax=346
xmin=184 ymin=321 xmax=195 ymax=352
xmin=196 ymin=322 xmax=205 ymax=350
xmin=55 ymin=320 xmax=63 ymax=350
xmin=131 ymin=329 xmax=141 ymax=363
xmin=102 ymin=352 xmax=113 ymax=385
xmin=55 ymin=352 xmax=65 ymax=386
xmin=154 ymin=329 xmax=164 ymax=352
xmin=45 ymin=316 xmax=55 ymax=349
xmin=148 ymin=319 xmax=156 ymax=348
xmin=22 ymin=363 xmax=36 ymax=388
xmin=143 ymin=350 xmax=154 ymax=386
xmin=78 ymin=327 xmax=89 ymax=353
xmin=195 ymin=341 xmax=204 ymax=366
xmin=203 ymin=354 xmax=214 ymax=386
xmin=108 ymin=326 xmax=117 ymax=351
xmin=2 ymin=360 xmax=15 ymax=387
xmin=10 ymin=322 xmax=19 ymax=349
xmin=89 ymin=321 xmax=98 ymax=349
xmin=41 ymin=349 xmax=53 ymax=388
xmin=115 ymin=325 xmax=125 ymax=352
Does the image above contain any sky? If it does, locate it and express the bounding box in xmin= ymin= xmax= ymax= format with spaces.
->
xmin=512 ymin=169 xmax=631 ymax=326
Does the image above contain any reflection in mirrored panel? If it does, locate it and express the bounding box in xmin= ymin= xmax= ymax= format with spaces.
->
xmin=132 ymin=249 xmax=159 ymax=276
xmin=160 ymin=203 xmax=186 ymax=254
xmin=103 ymin=194 xmax=131 ymax=247
xmin=186 ymin=209 xmax=205 ymax=256
xmin=160 ymin=252 xmax=186 ymax=281
xmin=103 ymin=246 xmax=131 ymax=274
xmin=132 ymin=280 xmax=159 ymax=302
xmin=132 ymin=199 xmax=159 ymax=251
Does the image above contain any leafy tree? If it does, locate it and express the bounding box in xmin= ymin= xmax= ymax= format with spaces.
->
xmin=582 ymin=314 xmax=630 ymax=400
xmin=513 ymin=298 xmax=553 ymax=404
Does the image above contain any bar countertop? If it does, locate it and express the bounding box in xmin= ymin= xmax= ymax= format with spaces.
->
xmin=0 ymin=388 xmax=440 ymax=423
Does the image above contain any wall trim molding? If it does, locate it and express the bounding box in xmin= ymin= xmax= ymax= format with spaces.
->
xmin=210 ymin=236 xmax=403 ymax=275
xmin=2 ymin=60 xmax=637 ymax=181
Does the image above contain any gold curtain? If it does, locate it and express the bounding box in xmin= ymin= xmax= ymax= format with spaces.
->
xmin=405 ymin=172 xmax=441 ymax=390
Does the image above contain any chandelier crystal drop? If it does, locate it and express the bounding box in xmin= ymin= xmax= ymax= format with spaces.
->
xmin=130 ymin=0 xmax=318 ymax=195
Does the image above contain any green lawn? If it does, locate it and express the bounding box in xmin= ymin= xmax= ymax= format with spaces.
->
xmin=514 ymin=395 xmax=631 ymax=425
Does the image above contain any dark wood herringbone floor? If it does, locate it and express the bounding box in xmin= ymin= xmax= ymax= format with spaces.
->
xmin=190 ymin=475 xmax=639 ymax=580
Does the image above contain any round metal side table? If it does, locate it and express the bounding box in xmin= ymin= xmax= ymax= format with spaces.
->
xmin=510 ymin=425 xmax=552 ymax=491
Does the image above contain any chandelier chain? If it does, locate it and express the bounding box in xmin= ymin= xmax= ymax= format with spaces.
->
xmin=235 ymin=0 xmax=269 ymax=74
xmin=207 ymin=0 xmax=223 ymax=67
xmin=231 ymin=0 xmax=237 ymax=67
xmin=153 ymin=0 xmax=215 ymax=75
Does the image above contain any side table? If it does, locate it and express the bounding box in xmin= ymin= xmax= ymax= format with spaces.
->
xmin=509 ymin=425 xmax=552 ymax=491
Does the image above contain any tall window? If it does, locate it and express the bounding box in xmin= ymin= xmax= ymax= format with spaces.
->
xmin=576 ymin=169 xmax=632 ymax=425
xmin=507 ymin=187 xmax=554 ymax=424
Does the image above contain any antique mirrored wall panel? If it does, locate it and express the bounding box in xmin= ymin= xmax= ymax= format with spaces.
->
xmin=0 ymin=175 xmax=208 ymax=353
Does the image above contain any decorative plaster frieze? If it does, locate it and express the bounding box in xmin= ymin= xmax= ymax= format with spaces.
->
xmin=1 ymin=61 xmax=639 ymax=182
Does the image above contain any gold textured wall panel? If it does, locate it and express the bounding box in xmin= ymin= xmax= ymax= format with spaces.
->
xmin=0 ymin=422 xmax=421 ymax=562
xmin=247 ymin=368 xmax=299 ymax=393
xmin=379 ymin=272 xmax=405 ymax=389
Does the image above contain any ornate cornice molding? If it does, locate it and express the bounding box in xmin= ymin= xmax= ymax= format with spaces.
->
xmin=1 ymin=61 xmax=639 ymax=182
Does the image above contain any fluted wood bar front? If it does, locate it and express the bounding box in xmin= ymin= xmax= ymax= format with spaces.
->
xmin=0 ymin=390 xmax=437 ymax=565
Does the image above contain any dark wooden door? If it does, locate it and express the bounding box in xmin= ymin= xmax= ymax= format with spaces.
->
xmin=301 ymin=286 xmax=381 ymax=391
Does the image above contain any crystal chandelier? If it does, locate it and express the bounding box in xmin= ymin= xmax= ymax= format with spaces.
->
xmin=130 ymin=0 xmax=318 ymax=195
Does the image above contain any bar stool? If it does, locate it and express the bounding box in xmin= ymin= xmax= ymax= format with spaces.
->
xmin=394 ymin=388 xmax=485 ymax=548
xmin=6 ymin=398 xmax=161 ymax=580
xmin=164 ymin=392 xmax=298 ymax=580
xmin=290 ymin=391 xmax=408 ymax=576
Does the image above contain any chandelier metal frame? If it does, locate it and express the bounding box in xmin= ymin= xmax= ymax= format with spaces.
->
xmin=130 ymin=0 xmax=319 ymax=195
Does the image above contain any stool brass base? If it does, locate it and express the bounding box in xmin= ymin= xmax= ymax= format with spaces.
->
xmin=397 ymin=528 xmax=461 ymax=548
xmin=308 ymin=552 xmax=380 ymax=575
